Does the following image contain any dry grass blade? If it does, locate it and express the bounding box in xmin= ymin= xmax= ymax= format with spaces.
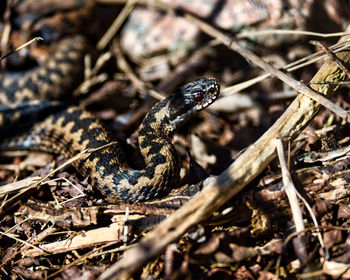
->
xmin=97 ymin=0 xmax=138 ymax=50
xmin=97 ymin=24 xmax=350 ymax=280
xmin=275 ymin=139 xmax=307 ymax=265
xmin=47 ymin=243 xmax=131 ymax=279
xmin=0 ymin=37 xmax=42 ymax=61
xmin=237 ymin=29 xmax=350 ymax=39
xmin=275 ymin=139 xmax=304 ymax=233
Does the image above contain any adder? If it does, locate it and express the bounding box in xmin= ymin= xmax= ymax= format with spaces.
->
xmin=0 ymin=36 xmax=220 ymax=202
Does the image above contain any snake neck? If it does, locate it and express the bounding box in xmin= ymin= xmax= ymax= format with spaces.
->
xmin=100 ymin=99 xmax=182 ymax=202
xmin=97 ymin=96 xmax=187 ymax=202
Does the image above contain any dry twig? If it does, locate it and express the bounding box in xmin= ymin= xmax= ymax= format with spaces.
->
xmin=97 ymin=0 xmax=138 ymax=50
xmin=275 ymin=139 xmax=307 ymax=265
xmin=0 ymin=37 xmax=43 ymax=61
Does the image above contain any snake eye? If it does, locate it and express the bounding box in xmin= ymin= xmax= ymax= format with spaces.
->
xmin=208 ymin=87 xmax=215 ymax=95
xmin=194 ymin=92 xmax=203 ymax=102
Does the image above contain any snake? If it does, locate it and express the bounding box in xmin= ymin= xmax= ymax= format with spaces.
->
xmin=0 ymin=35 xmax=220 ymax=202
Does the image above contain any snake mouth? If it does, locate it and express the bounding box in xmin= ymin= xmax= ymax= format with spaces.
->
xmin=195 ymin=82 xmax=220 ymax=110
xmin=169 ymin=93 xmax=219 ymax=132
xmin=195 ymin=96 xmax=216 ymax=111
xmin=178 ymin=97 xmax=217 ymax=121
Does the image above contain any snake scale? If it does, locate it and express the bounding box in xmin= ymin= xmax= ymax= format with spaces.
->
xmin=0 ymin=36 xmax=220 ymax=202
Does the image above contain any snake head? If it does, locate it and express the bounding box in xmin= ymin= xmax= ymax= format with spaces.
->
xmin=166 ymin=77 xmax=220 ymax=134
xmin=181 ymin=77 xmax=220 ymax=111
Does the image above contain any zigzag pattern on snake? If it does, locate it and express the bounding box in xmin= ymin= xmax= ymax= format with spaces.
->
xmin=0 ymin=36 xmax=220 ymax=202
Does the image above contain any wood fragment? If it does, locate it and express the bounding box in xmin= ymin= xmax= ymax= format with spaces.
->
xmin=0 ymin=176 xmax=41 ymax=197
xmin=23 ymin=222 xmax=123 ymax=257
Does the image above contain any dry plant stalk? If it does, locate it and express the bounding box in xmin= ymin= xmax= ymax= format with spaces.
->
xmin=275 ymin=139 xmax=308 ymax=265
xmin=98 ymin=24 xmax=350 ymax=279
xmin=97 ymin=0 xmax=138 ymax=50
xmin=0 ymin=37 xmax=42 ymax=61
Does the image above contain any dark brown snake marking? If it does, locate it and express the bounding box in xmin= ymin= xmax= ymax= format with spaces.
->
xmin=5 ymin=0 xmax=95 ymax=42
xmin=0 ymin=36 xmax=85 ymax=103
xmin=0 ymin=36 xmax=220 ymax=202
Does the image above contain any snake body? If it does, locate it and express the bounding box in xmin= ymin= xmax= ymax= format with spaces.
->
xmin=0 ymin=37 xmax=220 ymax=202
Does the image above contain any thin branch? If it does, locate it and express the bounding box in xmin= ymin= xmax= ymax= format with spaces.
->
xmin=275 ymin=139 xmax=304 ymax=233
xmin=97 ymin=0 xmax=138 ymax=50
xmin=237 ymin=29 xmax=350 ymax=39
xmin=276 ymin=138 xmax=308 ymax=265
xmin=310 ymin=40 xmax=350 ymax=79
xmin=295 ymin=189 xmax=328 ymax=260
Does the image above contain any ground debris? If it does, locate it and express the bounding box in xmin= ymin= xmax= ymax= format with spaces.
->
xmin=1 ymin=0 xmax=350 ymax=279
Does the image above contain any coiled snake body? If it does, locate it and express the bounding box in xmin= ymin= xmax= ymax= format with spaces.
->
xmin=0 ymin=36 xmax=220 ymax=202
